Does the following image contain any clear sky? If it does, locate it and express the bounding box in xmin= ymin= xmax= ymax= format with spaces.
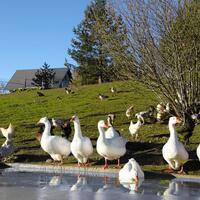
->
xmin=0 ymin=0 xmax=91 ymax=81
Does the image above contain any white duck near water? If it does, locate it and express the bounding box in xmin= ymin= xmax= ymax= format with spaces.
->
xmin=119 ymin=158 xmax=144 ymax=193
xmin=38 ymin=117 xmax=71 ymax=164
xmin=162 ymin=116 xmax=189 ymax=173
xmin=197 ymin=144 xmax=200 ymax=161
xmin=70 ymin=115 xmax=93 ymax=166
xmin=0 ymin=123 xmax=15 ymax=140
xmin=129 ymin=119 xmax=143 ymax=140
xmin=97 ymin=120 xmax=127 ymax=169
xmin=119 ymin=158 xmax=144 ymax=183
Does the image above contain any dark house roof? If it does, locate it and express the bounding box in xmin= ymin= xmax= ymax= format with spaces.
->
xmin=6 ymin=68 xmax=69 ymax=90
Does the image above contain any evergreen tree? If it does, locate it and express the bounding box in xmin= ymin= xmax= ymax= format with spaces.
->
xmin=68 ymin=0 xmax=126 ymax=84
xmin=32 ymin=62 xmax=55 ymax=89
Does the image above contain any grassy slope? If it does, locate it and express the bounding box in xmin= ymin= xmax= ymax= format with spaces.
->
xmin=0 ymin=80 xmax=199 ymax=174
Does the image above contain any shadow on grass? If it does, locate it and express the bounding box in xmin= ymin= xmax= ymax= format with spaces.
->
xmin=11 ymin=140 xmax=200 ymax=174
xmin=14 ymin=154 xmax=50 ymax=163
xmin=93 ymin=141 xmax=164 ymax=167
xmin=148 ymin=133 xmax=169 ymax=138
xmin=94 ymin=141 xmax=200 ymax=173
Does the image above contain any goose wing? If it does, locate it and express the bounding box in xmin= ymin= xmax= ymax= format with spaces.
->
xmin=177 ymin=141 xmax=189 ymax=161
xmin=82 ymin=136 xmax=93 ymax=156
xmin=49 ymin=136 xmax=71 ymax=155
xmin=109 ymin=135 xmax=127 ymax=148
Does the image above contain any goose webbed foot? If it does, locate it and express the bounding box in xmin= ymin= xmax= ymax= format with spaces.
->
xmin=114 ymin=165 xmax=121 ymax=169
xmin=77 ymin=162 xmax=82 ymax=167
xmin=103 ymin=158 xmax=108 ymax=169
xmin=103 ymin=164 xmax=108 ymax=169
xmin=114 ymin=158 xmax=121 ymax=169
xmin=84 ymin=160 xmax=90 ymax=167
xmin=178 ymin=166 xmax=187 ymax=174
xmin=164 ymin=166 xmax=175 ymax=173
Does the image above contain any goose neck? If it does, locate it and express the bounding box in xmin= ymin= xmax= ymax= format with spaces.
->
xmin=168 ymin=123 xmax=178 ymax=141
xmin=73 ymin=121 xmax=83 ymax=138
xmin=42 ymin=121 xmax=51 ymax=137
xmin=98 ymin=125 xmax=106 ymax=141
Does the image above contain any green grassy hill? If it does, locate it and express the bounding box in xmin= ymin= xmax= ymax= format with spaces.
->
xmin=0 ymin=81 xmax=199 ymax=174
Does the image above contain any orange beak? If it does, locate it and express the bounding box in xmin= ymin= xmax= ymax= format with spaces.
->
xmin=70 ymin=116 xmax=75 ymax=123
xmin=176 ymin=117 xmax=183 ymax=124
xmin=104 ymin=122 xmax=109 ymax=129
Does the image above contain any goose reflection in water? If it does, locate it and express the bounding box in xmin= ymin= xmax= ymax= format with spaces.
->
xmin=37 ymin=174 xmax=70 ymax=200
xmin=163 ymin=178 xmax=200 ymax=199
xmin=70 ymin=175 xmax=93 ymax=192
xmin=120 ymin=178 xmax=144 ymax=194
xmin=94 ymin=176 xmax=126 ymax=200
xmin=69 ymin=175 xmax=94 ymax=200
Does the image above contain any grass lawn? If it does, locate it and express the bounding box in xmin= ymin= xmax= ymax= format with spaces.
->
xmin=0 ymin=80 xmax=199 ymax=175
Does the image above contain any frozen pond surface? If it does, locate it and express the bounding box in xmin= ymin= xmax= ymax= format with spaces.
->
xmin=0 ymin=169 xmax=200 ymax=200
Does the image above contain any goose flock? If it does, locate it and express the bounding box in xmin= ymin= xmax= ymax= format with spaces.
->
xmin=0 ymin=115 xmax=199 ymax=170
xmin=0 ymin=102 xmax=200 ymax=189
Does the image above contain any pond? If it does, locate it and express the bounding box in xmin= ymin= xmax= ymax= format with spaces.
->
xmin=0 ymin=168 xmax=200 ymax=200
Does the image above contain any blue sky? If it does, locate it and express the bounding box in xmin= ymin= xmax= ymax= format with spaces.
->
xmin=0 ymin=0 xmax=91 ymax=81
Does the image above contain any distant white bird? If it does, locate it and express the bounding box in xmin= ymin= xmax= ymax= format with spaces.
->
xmin=126 ymin=106 xmax=134 ymax=119
xmin=0 ymin=123 xmax=15 ymax=140
xmin=37 ymin=117 xmax=71 ymax=164
xmin=129 ymin=119 xmax=143 ymax=140
xmin=98 ymin=94 xmax=108 ymax=101
xmin=162 ymin=117 xmax=189 ymax=174
xmin=111 ymin=87 xmax=116 ymax=93
xmin=156 ymin=103 xmax=166 ymax=122
xmin=65 ymin=87 xmax=72 ymax=94
xmin=135 ymin=106 xmax=155 ymax=124
xmin=70 ymin=115 xmax=93 ymax=166
xmin=165 ymin=102 xmax=171 ymax=113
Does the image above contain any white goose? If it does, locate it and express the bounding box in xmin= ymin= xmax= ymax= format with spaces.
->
xmin=0 ymin=123 xmax=15 ymax=140
xmin=119 ymin=158 xmax=144 ymax=193
xmin=119 ymin=158 xmax=144 ymax=183
xmin=129 ymin=119 xmax=143 ymax=140
xmin=97 ymin=120 xmax=127 ymax=169
xmin=197 ymin=144 xmax=200 ymax=161
xmin=105 ymin=114 xmax=120 ymax=139
xmin=162 ymin=116 xmax=189 ymax=173
xmin=38 ymin=117 xmax=71 ymax=164
xmin=70 ymin=115 xmax=93 ymax=166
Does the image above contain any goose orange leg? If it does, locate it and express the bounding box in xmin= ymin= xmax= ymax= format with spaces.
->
xmin=104 ymin=158 xmax=108 ymax=169
xmin=114 ymin=158 xmax=121 ymax=169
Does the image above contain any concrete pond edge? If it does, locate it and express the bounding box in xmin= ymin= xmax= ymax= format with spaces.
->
xmin=2 ymin=162 xmax=199 ymax=181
